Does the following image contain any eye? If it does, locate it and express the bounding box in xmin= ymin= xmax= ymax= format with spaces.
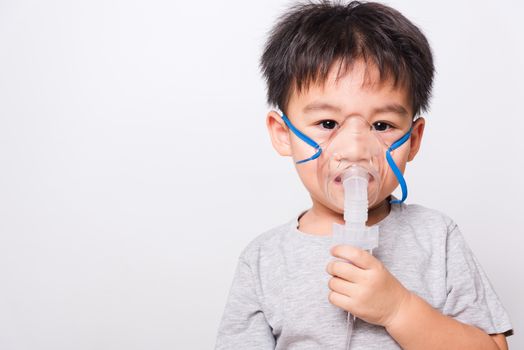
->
xmin=372 ymin=121 xmax=393 ymax=132
xmin=318 ymin=120 xmax=338 ymax=130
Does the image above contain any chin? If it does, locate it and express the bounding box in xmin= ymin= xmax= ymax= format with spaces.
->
xmin=368 ymin=196 xmax=391 ymax=210
xmin=311 ymin=194 xmax=345 ymax=215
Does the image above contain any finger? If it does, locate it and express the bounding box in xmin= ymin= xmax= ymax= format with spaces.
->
xmin=328 ymin=276 xmax=357 ymax=297
xmin=326 ymin=259 xmax=363 ymax=282
xmin=330 ymin=244 xmax=376 ymax=269
xmin=328 ymin=290 xmax=355 ymax=313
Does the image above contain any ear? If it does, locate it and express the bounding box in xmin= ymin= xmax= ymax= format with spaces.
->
xmin=266 ymin=110 xmax=292 ymax=157
xmin=407 ymin=117 xmax=425 ymax=162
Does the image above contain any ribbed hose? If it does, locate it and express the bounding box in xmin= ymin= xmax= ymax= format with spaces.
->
xmin=344 ymin=312 xmax=356 ymax=350
xmin=344 ymin=248 xmax=372 ymax=349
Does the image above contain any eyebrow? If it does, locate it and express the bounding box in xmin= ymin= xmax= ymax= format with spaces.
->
xmin=303 ymin=102 xmax=342 ymax=113
xmin=302 ymin=102 xmax=409 ymax=117
xmin=371 ymin=103 xmax=409 ymax=118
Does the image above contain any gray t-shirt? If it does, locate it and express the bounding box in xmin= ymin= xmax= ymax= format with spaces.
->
xmin=215 ymin=203 xmax=513 ymax=349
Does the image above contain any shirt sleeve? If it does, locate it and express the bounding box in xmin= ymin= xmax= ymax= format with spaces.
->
xmin=215 ymin=256 xmax=275 ymax=349
xmin=442 ymin=223 xmax=513 ymax=336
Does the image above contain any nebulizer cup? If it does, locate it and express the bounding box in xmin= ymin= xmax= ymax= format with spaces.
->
xmin=336 ymin=165 xmax=381 ymax=350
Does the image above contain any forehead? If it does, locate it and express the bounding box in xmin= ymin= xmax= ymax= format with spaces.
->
xmin=287 ymin=59 xmax=412 ymax=118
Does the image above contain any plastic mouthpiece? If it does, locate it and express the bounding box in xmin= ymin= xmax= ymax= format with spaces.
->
xmin=332 ymin=165 xmax=379 ymax=251
xmin=341 ymin=166 xmax=369 ymax=225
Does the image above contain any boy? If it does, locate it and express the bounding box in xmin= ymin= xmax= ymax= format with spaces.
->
xmin=215 ymin=1 xmax=513 ymax=349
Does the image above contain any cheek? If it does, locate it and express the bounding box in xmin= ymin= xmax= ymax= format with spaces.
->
xmin=289 ymin=137 xmax=321 ymax=188
xmin=380 ymin=148 xmax=410 ymax=193
xmin=289 ymin=136 xmax=315 ymax=161
xmin=290 ymin=147 xmax=328 ymax=203
xmin=294 ymin=161 xmax=319 ymax=192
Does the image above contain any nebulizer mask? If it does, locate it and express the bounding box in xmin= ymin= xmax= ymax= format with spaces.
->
xmin=282 ymin=111 xmax=412 ymax=349
xmin=282 ymin=111 xmax=413 ymax=211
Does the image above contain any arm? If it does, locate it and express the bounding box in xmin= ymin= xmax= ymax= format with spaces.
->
xmin=327 ymin=245 xmax=508 ymax=350
xmin=215 ymin=257 xmax=275 ymax=350
xmin=385 ymin=290 xmax=508 ymax=350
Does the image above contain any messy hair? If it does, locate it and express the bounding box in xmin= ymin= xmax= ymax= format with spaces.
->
xmin=260 ymin=0 xmax=435 ymax=117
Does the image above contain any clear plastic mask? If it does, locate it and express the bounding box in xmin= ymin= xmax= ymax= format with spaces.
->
xmin=281 ymin=112 xmax=413 ymax=209
xmin=316 ymin=114 xmax=409 ymax=210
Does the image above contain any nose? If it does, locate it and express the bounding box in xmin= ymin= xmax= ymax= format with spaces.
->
xmin=329 ymin=119 xmax=372 ymax=165
xmin=331 ymin=138 xmax=370 ymax=166
xmin=343 ymin=116 xmax=369 ymax=135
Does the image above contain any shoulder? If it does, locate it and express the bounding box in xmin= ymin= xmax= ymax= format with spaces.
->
xmin=238 ymin=219 xmax=292 ymax=266
xmin=396 ymin=202 xmax=457 ymax=232
xmin=388 ymin=202 xmax=461 ymax=253
xmin=396 ymin=203 xmax=477 ymax=259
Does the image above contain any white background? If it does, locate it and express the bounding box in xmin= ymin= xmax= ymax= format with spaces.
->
xmin=0 ymin=0 xmax=522 ymax=349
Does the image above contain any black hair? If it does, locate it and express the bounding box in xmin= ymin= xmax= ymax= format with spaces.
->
xmin=260 ymin=0 xmax=435 ymax=117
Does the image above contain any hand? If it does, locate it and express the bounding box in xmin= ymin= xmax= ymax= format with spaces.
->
xmin=326 ymin=244 xmax=411 ymax=327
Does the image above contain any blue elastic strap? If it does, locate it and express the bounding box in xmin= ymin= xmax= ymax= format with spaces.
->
xmin=281 ymin=114 xmax=322 ymax=164
xmin=386 ymin=127 xmax=412 ymax=204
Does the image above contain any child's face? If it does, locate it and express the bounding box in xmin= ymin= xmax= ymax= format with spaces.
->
xmin=267 ymin=59 xmax=425 ymax=217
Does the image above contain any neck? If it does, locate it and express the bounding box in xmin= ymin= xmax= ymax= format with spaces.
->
xmin=297 ymin=197 xmax=392 ymax=236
